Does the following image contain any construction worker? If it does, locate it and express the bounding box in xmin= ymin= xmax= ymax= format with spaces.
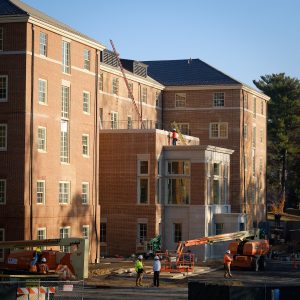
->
xmin=171 ymin=128 xmax=178 ymax=145
xmin=29 ymin=252 xmax=38 ymax=272
xmin=135 ymin=255 xmax=144 ymax=287
xmin=38 ymin=257 xmax=49 ymax=274
xmin=153 ymin=255 xmax=161 ymax=287
xmin=224 ymin=250 xmax=233 ymax=278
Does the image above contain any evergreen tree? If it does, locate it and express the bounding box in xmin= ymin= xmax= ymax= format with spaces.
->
xmin=253 ymin=73 xmax=300 ymax=208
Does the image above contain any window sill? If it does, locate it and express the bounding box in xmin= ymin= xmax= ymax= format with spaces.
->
xmin=38 ymin=150 xmax=47 ymax=153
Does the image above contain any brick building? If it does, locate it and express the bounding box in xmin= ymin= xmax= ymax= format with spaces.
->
xmin=0 ymin=0 xmax=269 ymax=260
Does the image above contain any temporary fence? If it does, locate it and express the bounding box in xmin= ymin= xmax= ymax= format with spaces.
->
xmin=0 ymin=280 xmax=85 ymax=300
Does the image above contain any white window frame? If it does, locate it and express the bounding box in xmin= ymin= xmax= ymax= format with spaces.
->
xmin=60 ymin=120 xmax=69 ymax=163
xmin=82 ymin=225 xmax=89 ymax=240
xmin=0 ymin=124 xmax=7 ymax=151
xmin=213 ymin=92 xmax=225 ymax=107
xmin=110 ymin=111 xmax=118 ymax=129
xmin=138 ymin=160 xmax=149 ymax=176
xmin=61 ymin=85 xmax=70 ymax=119
xmin=60 ymin=226 xmax=70 ymax=252
xmin=37 ymin=126 xmax=47 ymax=152
xmin=0 ymin=75 xmax=8 ymax=102
xmin=82 ymin=134 xmax=89 ymax=157
xmin=0 ymin=27 xmax=3 ymax=51
xmin=59 ymin=181 xmax=70 ymax=204
xmin=127 ymin=115 xmax=133 ymax=129
xmin=0 ymin=228 xmax=5 ymax=262
xmin=37 ymin=227 xmax=46 ymax=240
xmin=0 ymin=179 xmax=6 ymax=205
xmin=177 ymin=123 xmax=189 ymax=135
xmin=82 ymin=182 xmax=89 ymax=204
xmin=83 ymin=91 xmax=90 ymax=114
xmin=141 ymin=87 xmax=147 ymax=103
xmin=83 ymin=49 xmax=90 ymax=70
xmin=37 ymin=180 xmax=45 ymax=204
xmin=112 ymin=78 xmax=119 ymax=95
xmin=39 ymin=32 xmax=47 ymax=56
xmin=137 ymin=223 xmax=147 ymax=244
xmin=243 ymin=124 xmax=248 ymax=140
xmin=253 ymin=96 xmax=257 ymax=118
xmin=99 ymin=73 xmax=103 ymax=91
xmin=62 ymin=40 xmax=71 ymax=74
xmin=175 ymin=93 xmax=186 ymax=108
xmin=38 ymin=79 xmax=47 ymax=105
xmin=209 ymin=122 xmax=228 ymax=139
xmin=155 ymin=91 xmax=161 ymax=107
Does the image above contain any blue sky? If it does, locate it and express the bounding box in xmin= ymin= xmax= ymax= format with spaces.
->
xmin=23 ymin=0 xmax=299 ymax=88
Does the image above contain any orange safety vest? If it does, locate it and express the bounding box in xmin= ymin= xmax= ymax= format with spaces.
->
xmin=224 ymin=254 xmax=232 ymax=264
xmin=39 ymin=263 xmax=49 ymax=274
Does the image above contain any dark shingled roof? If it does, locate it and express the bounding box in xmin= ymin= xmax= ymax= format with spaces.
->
xmin=0 ymin=0 xmax=103 ymax=46
xmin=143 ymin=59 xmax=241 ymax=86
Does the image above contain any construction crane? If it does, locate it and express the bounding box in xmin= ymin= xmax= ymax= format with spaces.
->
xmin=109 ymin=40 xmax=144 ymax=129
xmin=171 ymin=121 xmax=186 ymax=145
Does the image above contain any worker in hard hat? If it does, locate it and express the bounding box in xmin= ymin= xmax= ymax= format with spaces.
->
xmin=171 ymin=128 xmax=178 ymax=146
xmin=224 ymin=250 xmax=233 ymax=278
xmin=153 ymin=255 xmax=161 ymax=287
xmin=38 ymin=257 xmax=49 ymax=274
xmin=135 ymin=255 xmax=144 ymax=287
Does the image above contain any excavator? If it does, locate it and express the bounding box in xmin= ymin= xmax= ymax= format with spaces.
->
xmin=160 ymin=230 xmax=269 ymax=273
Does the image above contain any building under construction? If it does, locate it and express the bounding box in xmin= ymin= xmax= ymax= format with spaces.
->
xmin=0 ymin=0 xmax=269 ymax=261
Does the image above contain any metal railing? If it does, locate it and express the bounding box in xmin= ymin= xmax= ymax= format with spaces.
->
xmin=100 ymin=120 xmax=163 ymax=130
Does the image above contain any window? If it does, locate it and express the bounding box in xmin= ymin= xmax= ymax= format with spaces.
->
xmin=83 ymin=91 xmax=90 ymax=114
xmin=112 ymin=78 xmax=119 ymax=95
xmin=259 ymin=158 xmax=263 ymax=175
xmin=127 ymin=115 xmax=132 ymax=129
xmin=82 ymin=225 xmax=89 ymax=239
xmin=261 ymin=101 xmax=264 ymax=115
xmin=61 ymin=85 xmax=70 ymax=119
xmin=59 ymin=181 xmax=70 ymax=204
xmin=0 ymin=27 xmax=3 ymax=51
xmin=38 ymin=79 xmax=47 ymax=104
xmin=243 ymin=124 xmax=248 ymax=140
xmin=60 ymin=121 xmax=69 ymax=163
xmin=0 ymin=76 xmax=8 ymax=102
xmin=177 ymin=123 xmax=189 ymax=135
xmin=60 ymin=227 xmax=70 ymax=252
xmin=37 ymin=228 xmax=46 ymax=240
xmin=174 ymin=223 xmax=182 ymax=243
xmin=215 ymin=223 xmax=224 ymax=235
xmin=252 ymin=149 xmax=256 ymax=177
xmin=0 ymin=228 xmax=4 ymax=262
xmin=244 ymin=93 xmax=248 ymax=109
xmin=37 ymin=180 xmax=45 ymax=204
xmin=82 ymin=134 xmax=89 ymax=156
xmin=260 ymin=129 xmax=263 ymax=143
xmin=39 ymin=32 xmax=47 ymax=56
xmin=110 ymin=112 xmax=118 ymax=129
xmin=138 ymin=178 xmax=149 ymax=204
xmin=139 ymin=161 xmax=149 ymax=175
xmin=213 ymin=179 xmax=220 ymax=204
xmin=0 ymin=124 xmax=7 ymax=150
xmin=155 ymin=91 xmax=161 ymax=107
xmin=37 ymin=127 xmax=46 ymax=151
xmin=83 ymin=49 xmax=90 ymax=70
xmin=0 ymin=179 xmax=6 ymax=204
xmin=138 ymin=223 xmax=147 ymax=243
xmin=252 ymin=126 xmax=256 ymax=148
xmin=209 ymin=123 xmax=228 ymax=139
xmin=175 ymin=93 xmax=186 ymax=108
xmin=141 ymin=87 xmax=147 ymax=103
xmin=167 ymin=161 xmax=190 ymax=175
xmin=213 ymin=92 xmax=225 ymax=107
xmin=100 ymin=223 xmax=106 ymax=243
xmin=213 ymin=163 xmax=220 ymax=176
xmin=62 ymin=41 xmax=70 ymax=73
xmin=82 ymin=182 xmax=89 ymax=204
xmin=128 ymin=82 xmax=133 ymax=98
xmin=253 ymin=97 xmax=256 ymax=118
xmin=99 ymin=73 xmax=103 ymax=91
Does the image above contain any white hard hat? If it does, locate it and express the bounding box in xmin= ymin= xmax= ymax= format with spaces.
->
xmin=138 ymin=255 xmax=143 ymax=260
xmin=41 ymin=257 xmax=46 ymax=262
xmin=226 ymin=250 xmax=231 ymax=254
xmin=154 ymin=256 xmax=159 ymax=260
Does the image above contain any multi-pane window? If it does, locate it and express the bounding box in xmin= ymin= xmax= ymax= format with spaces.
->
xmin=60 ymin=121 xmax=69 ymax=163
xmin=175 ymin=93 xmax=186 ymax=108
xmin=174 ymin=223 xmax=182 ymax=243
xmin=244 ymin=93 xmax=248 ymax=109
xmin=0 ymin=229 xmax=4 ymax=262
xmin=127 ymin=116 xmax=132 ymax=129
xmin=37 ymin=228 xmax=46 ymax=240
xmin=252 ymin=149 xmax=256 ymax=177
xmin=112 ymin=78 xmax=119 ymax=95
xmin=0 ymin=179 xmax=6 ymax=204
xmin=128 ymin=82 xmax=133 ymax=98
xmin=252 ymin=127 xmax=256 ymax=148
xmin=260 ymin=129 xmax=263 ymax=143
xmin=83 ymin=49 xmax=90 ymax=70
xmin=209 ymin=123 xmax=228 ymax=139
xmin=62 ymin=41 xmax=70 ymax=73
xmin=177 ymin=123 xmax=189 ymax=135
xmin=39 ymin=32 xmax=47 ymax=56
xmin=59 ymin=181 xmax=70 ymax=204
xmin=138 ymin=223 xmax=147 ymax=243
xmin=139 ymin=161 xmax=149 ymax=175
xmin=100 ymin=223 xmax=106 ymax=243
xmin=261 ymin=101 xmax=264 ymax=115
xmin=141 ymin=87 xmax=147 ymax=103
xmin=213 ymin=92 xmax=225 ymax=107
xmin=82 ymin=134 xmax=89 ymax=156
xmin=155 ymin=91 xmax=161 ymax=107
xmin=110 ymin=112 xmax=118 ymax=129
xmin=138 ymin=160 xmax=149 ymax=204
xmin=99 ymin=73 xmax=103 ymax=91
xmin=37 ymin=180 xmax=45 ymax=204
xmin=0 ymin=76 xmax=8 ymax=102
xmin=60 ymin=227 xmax=70 ymax=252
xmin=82 ymin=225 xmax=89 ymax=239
xmin=0 ymin=28 xmax=3 ymax=51
xmin=243 ymin=124 xmax=248 ymax=140
xmin=38 ymin=79 xmax=47 ymax=104
xmin=61 ymin=85 xmax=70 ymax=119
xmin=37 ymin=127 xmax=46 ymax=151
xmin=0 ymin=124 xmax=7 ymax=150
xmin=259 ymin=158 xmax=263 ymax=175
xmin=83 ymin=91 xmax=90 ymax=114
xmin=215 ymin=223 xmax=224 ymax=235
xmin=82 ymin=182 xmax=89 ymax=204
xmin=253 ymin=97 xmax=256 ymax=118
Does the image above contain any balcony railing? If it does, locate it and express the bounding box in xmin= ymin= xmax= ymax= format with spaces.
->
xmin=100 ymin=120 xmax=163 ymax=130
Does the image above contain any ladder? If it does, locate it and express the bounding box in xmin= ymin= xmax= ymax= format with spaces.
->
xmin=109 ymin=40 xmax=144 ymax=129
xmin=171 ymin=121 xmax=186 ymax=145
